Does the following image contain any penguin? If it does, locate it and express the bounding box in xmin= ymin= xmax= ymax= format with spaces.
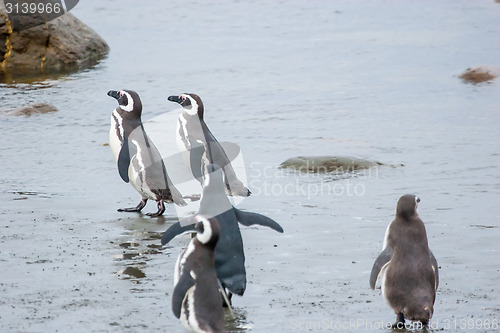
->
xmin=162 ymin=163 xmax=283 ymax=303
xmin=108 ymin=89 xmax=186 ymax=217
xmin=172 ymin=215 xmax=227 ymax=333
xmin=167 ymin=93 xmax=251 ymax=197
xmin=370 ymin=194 xmax=439 ymax=328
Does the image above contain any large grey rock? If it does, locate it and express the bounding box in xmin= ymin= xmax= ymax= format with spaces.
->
xmin=0 ymin=3 xmax=108 ymax=76
xmin=279 ymin=156 xmax=384 ymax=173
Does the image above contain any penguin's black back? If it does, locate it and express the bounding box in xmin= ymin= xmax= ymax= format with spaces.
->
xmin=213 ymin=209 xmax=246 ymax=296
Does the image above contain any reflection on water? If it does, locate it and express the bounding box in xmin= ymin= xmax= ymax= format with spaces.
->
xmin=225 ymin=307 xmax=252 ymax=332
xmin=112 ymin=225 xmax=168 ymax=283
xmin=0 ymin=57 xmax=106 ymax=85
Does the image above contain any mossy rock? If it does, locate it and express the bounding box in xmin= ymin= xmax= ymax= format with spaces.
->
xmin=279 ymin=156 xmax=383 ymax=173
xmin=3 ymin=102 xmax=57 ymax=116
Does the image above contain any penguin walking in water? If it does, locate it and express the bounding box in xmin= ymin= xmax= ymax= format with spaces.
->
xmin=167 ymin=93 xmax=251 ymax=197
xmin=108 ymin=89 xmax=186 ymax=217
xmin=370 ymin=194 xmax=439 ymax=328
xmin=172 ymin=215 xmax=227 ymax=333
xmin=162 ymin=163 xmax=283 ymax=304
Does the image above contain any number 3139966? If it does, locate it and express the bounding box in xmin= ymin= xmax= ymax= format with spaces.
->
xmin=5 ymin=2 xmax=62 ymax=14
xmin=442 ymin=318 xmax=498 ymax=330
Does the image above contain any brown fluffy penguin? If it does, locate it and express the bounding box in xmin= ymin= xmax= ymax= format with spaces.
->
xmin=370 ymin=194 xmax=439 ymax=328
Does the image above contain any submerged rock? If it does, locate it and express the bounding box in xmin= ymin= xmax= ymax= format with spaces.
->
xmin=279 ymin=156 xmax=383 ymax=173
xmin=3 ymin=102 xmax=58 ymax=116
xmin=0 ymin=5 xmax=108 ymax=81
xmin=459 ymin=66 xmax=500 ymax=84
xmin=121 ymin=267 xmax=146 ymax=279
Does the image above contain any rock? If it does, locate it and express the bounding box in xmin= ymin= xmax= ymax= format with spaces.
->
xmin=4 ymin=102 xmax=58 ymax=116
xmin=0 ymin=3 xmax=108 ymax=79
xmin=459 ymin=66 xmax=500 ymax=84
xmin=279 ymin=156 xmax=383 ymax=173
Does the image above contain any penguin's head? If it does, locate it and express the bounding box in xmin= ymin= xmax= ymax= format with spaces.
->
xmin=107 ymin=90 xmax=142 ymax=115
xmin=194 ymin=215 xmax=220 ymax=247
xmin=167 ymin=93 xmax=204 ymax=118
xmin=396 ymin=194 xmax=420 ymax=219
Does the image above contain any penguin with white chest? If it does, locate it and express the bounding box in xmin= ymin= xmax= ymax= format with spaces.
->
xmin=162 ymin=163 xmax=283 ymax=303
xmin=108 ymin=89 xmax=186 ymax=216
xmin=167 ymin=93 xmax=251 ymax=197
xmin=172 ymin=215 xmax=227 ymax=333
xmin=370 ymin=194 xmax=439 ymax=327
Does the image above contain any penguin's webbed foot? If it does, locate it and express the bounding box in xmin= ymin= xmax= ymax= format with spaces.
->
xmin=118 ymin=199 xmax=147 ymax=213
xmin=391 ymin=313 xmax=405 ymax=329
xmin=147 ymin=200 xmax=165 ymax=217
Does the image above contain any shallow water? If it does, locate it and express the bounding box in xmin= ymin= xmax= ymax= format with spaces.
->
xmin=1 ymin=1 xmax=499 ymax=332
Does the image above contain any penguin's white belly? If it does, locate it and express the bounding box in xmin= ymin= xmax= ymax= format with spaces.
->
xmin=176 ymin=117 xmax=190 ymax=152
xmin=180 ymin=287 xmax=205 ymax=333
xmin=110 ymin=116 xmax=153 ymax=199
xmin=109 ymin=115 xmax=123 ymax=161
xmin=176 ymin=117 xmax=192 ymax=171
xmin=128 ymin=154 xmax=156 ymax=200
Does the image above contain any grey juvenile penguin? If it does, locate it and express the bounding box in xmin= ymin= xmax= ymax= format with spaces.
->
xmin=108 ymin=89 xmax=186 ymax=216
xmin=172 ymin=215 xmax=227 ymax=333
xmin=370 ymin=194 xmax=439 ymax=327
xmin=167 ymin=93 xmax=251 ymax=197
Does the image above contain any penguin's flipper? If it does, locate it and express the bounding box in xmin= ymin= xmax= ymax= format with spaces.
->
xmin=161 ymin=217 xmax=196 ymax=246
xmin=172 ymin=275 xmax=195 ymax=318
xmin=117 ymin=139 xmax=131 ymax=183
xmin=234 ymin=209 xmax=284 ymax=233
xmin=430 ymin=250 xmax=439 ymax=289
xmin=369 ymin=246 xmax=393 ymax=290
xmin=189 ymin=145 xmax=205 ymax=181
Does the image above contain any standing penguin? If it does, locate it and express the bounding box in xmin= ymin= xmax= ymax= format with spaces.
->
xmin=172 ymin=215 xmax=227 ymax=333
xmin=167 ymin=93 xmax=251 ymax=197
xmin=370 ymin=194 xmax=439 ymax=327
xmin=162 ymin=164 xmax=283 ymax=303
xmin=108 ymin=89 xmax=186 ymax=216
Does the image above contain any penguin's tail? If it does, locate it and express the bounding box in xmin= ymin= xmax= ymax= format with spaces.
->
xmin=154 ymin=188 xmax=187 ymax=206
xmin=225 ymin=179 xmax=251 ymax=197
xmin=171 ymin=191 xmax=187 ymax=207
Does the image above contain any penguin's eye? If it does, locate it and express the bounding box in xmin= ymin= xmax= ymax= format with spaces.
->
xmin=198 ymin=223 xmax=204 ymax=234
xmin=416 ymin=197 xmax=420 ymax=204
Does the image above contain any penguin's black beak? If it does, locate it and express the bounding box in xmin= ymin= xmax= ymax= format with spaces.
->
xmin=107 ymin=90 xmax=120 ymax=100
xmin=167 ymin=95 xmax=182 ymax=104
